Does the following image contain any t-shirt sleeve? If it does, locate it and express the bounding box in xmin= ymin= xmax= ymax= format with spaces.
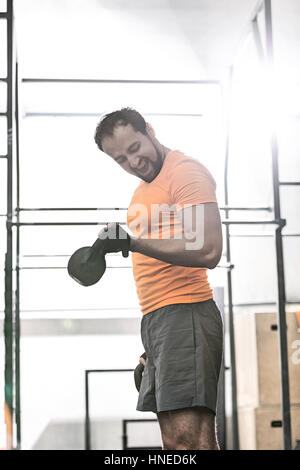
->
xmin=168 ymin=157 xmax=217 ymax=210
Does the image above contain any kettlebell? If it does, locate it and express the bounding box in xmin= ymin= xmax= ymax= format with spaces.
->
xmin=67 ymin=238 xmax=106 ymax=286
xmin=134 ymin=352 xmax=147 ymax=392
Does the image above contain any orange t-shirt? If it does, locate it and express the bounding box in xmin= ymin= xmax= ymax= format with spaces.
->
xmin=126 ymin=150 xmax=217 ymax=315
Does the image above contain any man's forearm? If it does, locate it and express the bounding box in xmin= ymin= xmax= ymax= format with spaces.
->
xmin=130 ymin=236 xmax=214 ymax=268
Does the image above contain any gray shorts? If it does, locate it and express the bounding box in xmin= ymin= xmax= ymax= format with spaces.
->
xmin=136 ymin=299 xmax=223 ymax=415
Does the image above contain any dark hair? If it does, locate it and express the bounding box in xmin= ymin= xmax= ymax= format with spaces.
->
xmin=94 ymin=107 xmax=147 ymax=151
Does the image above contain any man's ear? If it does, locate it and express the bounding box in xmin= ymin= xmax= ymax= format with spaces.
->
xmin=146 ymin=122 xmax=155 ymax=138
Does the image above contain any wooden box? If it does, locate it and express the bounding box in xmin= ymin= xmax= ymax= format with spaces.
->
xmin=234 ymin=312 xmax=300 ymax=407
xmin=238 ymin=404 xmax=300 ymax=450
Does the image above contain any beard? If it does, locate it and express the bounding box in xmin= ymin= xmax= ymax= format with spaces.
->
xmin=139 ymin=143 xmax=164 ymax=183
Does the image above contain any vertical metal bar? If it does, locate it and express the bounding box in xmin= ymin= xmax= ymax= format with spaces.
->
xmin=251 ymin=17 xmax=265 ymax=62
xmin=215 ymin=289 xmax=226 ymax=450
xmin=122 ymin=420 xmax=128 ymax=450
xmin=264 ymin=0 xmax=292 ymax=450
xmin=15 ymin=59 xmax=21 ymax=449
xmin=85 ymin=371 xmax=91 ymax=450
xmin=223 ymin=66 xmax=239 ymax=450
xmin=4 ymin=0 xmax=14 ymax=451
xmin=216 ymin=354 xmax=226 ymax=450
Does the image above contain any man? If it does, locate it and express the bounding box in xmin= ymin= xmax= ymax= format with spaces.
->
xmin=94 ymin=108 xmax=223 ymax=450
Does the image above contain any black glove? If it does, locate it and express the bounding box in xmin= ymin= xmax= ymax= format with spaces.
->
xmin=98 ymin=222 xmax=131 ymax=258
xmin=134 ymin=352 xmax=146 ymax=392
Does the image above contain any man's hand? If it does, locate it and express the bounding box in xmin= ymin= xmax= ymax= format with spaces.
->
xmin=134 ymin=352 xmax=147 ymax=392
xmin=98 ymin=222 xmax=131 ymax=258
xmin=139 ymin=355 xmax=146 ymax=366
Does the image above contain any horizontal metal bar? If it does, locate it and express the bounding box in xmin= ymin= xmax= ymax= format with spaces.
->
xmin=0 ymin=78 xmax=8 ymax=82
xmin=230 ymin=233 xmax=300 ymax=238
xmin=279 ymin=182 xmax=300 ymax=186
xmin=16 ymin=206 xmax=272 ymax=212
xmin=220 ymin=206 xmax=272 ymax=212
xmin=0 ymin=12 xmax=8 ymax=18
xmin=231 ymin=301 xmax=300 ymax=307
xmin=222 ymin=219 xmax=285 ymax=226
xmin=22 ymin=253 xmax=121 ymax=257
xmin=86 ymin=369 xmax=134 ymax=373
xmin=22 ymin=78 xmax=220 ymax=85
xmin=11 ymin=222 xmax=122 ymax=226
xmin=282 ymin=233 xmax=300 ymax=237
xmin=224 ymin=219 xmax=283 ymax=225
xmin=16 ymin=263 xmax=232 ymax=270
xmin=17 ymin=206 xmax=272 ymax=213
xmin=124 ymin=419 xmax=157 ymax=423
xmin=21 ymin=252 xmax=232 ymax=260
xmin=24 ymin=112 xmax=203 ymax=118
xmin=21 ymin=253 xmax=227 ymax=259
xmin=18 ymin=207 xmax=128 ymax=211
xmin=23 ymin=254 xmax=70 ymax=257
xmin=10 ymin=219 xmax=285 ymax=227
xmin=218 ymin=264 xmax=234 ymax=270
xmin=0 ymin=155 xmax=8 ymax=159
xmin=18 ymin=206 xmax=272 ymax=212
xmin=0 ymin=112 xmax=7 ymax=116
xmin=18 ymin=266 xmax=132 ymax=270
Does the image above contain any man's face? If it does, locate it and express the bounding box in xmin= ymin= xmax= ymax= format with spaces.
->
xmin=101 ymin=123 xmax=164 ymax=183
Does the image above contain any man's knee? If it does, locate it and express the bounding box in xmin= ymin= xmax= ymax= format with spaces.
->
xmin=159 ymin=407 xmax=218 ymax=450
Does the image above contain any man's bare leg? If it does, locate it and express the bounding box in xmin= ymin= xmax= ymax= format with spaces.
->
xmin=157 ymin=406 xmax=219 ymax=450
